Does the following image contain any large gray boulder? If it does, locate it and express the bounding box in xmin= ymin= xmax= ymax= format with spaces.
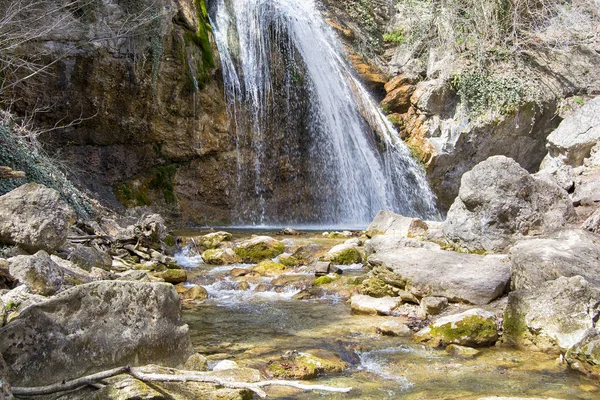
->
xmin=367 ymin=247 xmax=510 ymax=305
xmin=366 ymin=211 xmax=429 ymax=238
xmin=503 ymin=276 xmax=600 ymax=353
xmin=443 ymin=156 xmax=575 ymax=253
xmin=0 ymin=183 xmax=76 ymax=253
xmin=0 ymin=281 xmax=193 ymax=386
xmin=543 ymin=96 xmax=600 ymax=168
xmin=509 ymin=230 xmax=600 ymax=291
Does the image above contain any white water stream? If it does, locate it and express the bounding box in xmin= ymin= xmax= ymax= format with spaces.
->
xmin=209 ymin=0 xmax=438 ymax=227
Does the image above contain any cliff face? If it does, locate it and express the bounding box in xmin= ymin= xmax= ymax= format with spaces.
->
xmin=6 ymin=0 xmax=235 ymax=225
xmin=321 ymin=0 xmax=600 ymax=211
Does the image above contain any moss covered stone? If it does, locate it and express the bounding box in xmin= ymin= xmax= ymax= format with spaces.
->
xmin=416 ymin=309 xmax=498 ymax=348
xmin=278 ymin=254 xmax=300 ymax=267
xmin=233 ymin=236 xmax=285 ymax=263
xmin=202 ymin=248 xmax=240 ymax=265
xmin=199 ymin=231 xmax=233 ymax=249
xmin=313 ymin=274 xmax=340 ymax=286
xmin=326 ymin=244 xmax=362 ymax=265
xmin=360 ymin=277 xmax=396 ymax=298
xmin=266 ymin=351 xmax=346 ymax=380
xmin=155 ymin=268 xmax=187 ymax=284
xmin=253 ymin=261 xmax=286 ymax=277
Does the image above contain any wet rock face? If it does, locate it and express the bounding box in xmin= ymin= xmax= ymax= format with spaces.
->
xmin=443 ymin=156 xmax=575 ymax=253
xmin=5 ymin=0 xmax=234 ymax=225
xmin=0 ymin=281 xmax=193 ymax=386
xmin=0 ymin=183 xmax=76 ymax=253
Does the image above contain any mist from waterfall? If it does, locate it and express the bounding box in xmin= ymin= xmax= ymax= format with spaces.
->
xmin=209 ymin=0 xmax=438 ymax=227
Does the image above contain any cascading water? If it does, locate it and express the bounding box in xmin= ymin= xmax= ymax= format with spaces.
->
xmin=209 ymin=0 xmax=438 ymax=227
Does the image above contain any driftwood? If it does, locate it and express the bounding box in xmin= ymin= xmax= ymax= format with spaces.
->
xmin=0 ymin=167 xmax=25 ymax=180
xmin=10 ymin=366 xmax=353 ymax=398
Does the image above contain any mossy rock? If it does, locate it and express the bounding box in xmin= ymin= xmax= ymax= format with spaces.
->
xmin=202 ymin=248 xmax=240 ymax=265
xmin=278 ymin=254 xmax=300 ymax=267
xmin=416 ymin=309 xmax=498 ymax=348
xmin=265 ymin=351 xmax=346 ymax=380
xmin=234 ymin=236 xmax=285 ymax=263
xmin=199 ymin=231 xmax=233 ymax=250
xmin=253 ymin=261 xmax=286 ymax=277
xmin=360 ymin=277 xmax=396 ymax=298
xmin=180 ymin=285 xmax=208 ymax=301
xmin=328 ymin=247 xmax=362 ymax=265
xmin=313 ymin=274 xmax=340 ymax=286
xmin=155 ymin=268 xmax=187 ymax=284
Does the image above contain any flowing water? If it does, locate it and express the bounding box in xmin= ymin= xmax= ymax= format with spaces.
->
xmin=209 ymin=0 xmax=438 ymax=227
xmin=179 ymin=231 xmax=600 ymax=400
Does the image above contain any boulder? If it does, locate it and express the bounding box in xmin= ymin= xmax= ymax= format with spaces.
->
xmin=8 ymin=251 xmax=65 ymax=296
xmin=325 ymin=243 xmax=362 ymax=265
xmin=366 ymin=211 xmax=429 ymax=238
xmin=365 ymin=234 xmax=441 ymax=256
xmin=543 ymin=96 xmax=600 ymax=167
xmin=202 ymin=248 xmax=241 ymax=265
xmin=0 ymin=183 xmax=76 ymax=253
xmin=367 ymin=248 xmax=510 ymax=305
xmin=443 ymin=156 xmax=575 ymax=252
xmin=572 ymin=170 xmax=600 ymax=206
xmin=192 ymin=231 xmax=233 ymax=250
xmin=503 ymin=276 xmax=600 ymax=353
xmin=415 ymin=309 xmax=498 ymax=347
xmin=233 ymin=236 xmax=284 ymax=263
xmin=134 ymin=214 xmax=168 ymax=249
xmin=410 ymin=79 xmax=458 ymax=118
xmin=509 ymin=230 xmax=600 ymax=291
xmin=154 ymin=268 xmax=187 ymax=284
xmin=179 ymin=285 xmax=208 ymax=302
xmin=184 ymin=353 xmax=209 ymax=371
xmin=0 ymin=281 xmax=193 ymax=386
xmin=69 ymin=246 xmax=112 ymax=272
xmin=350 ymin=295 xmax=403 ymax=315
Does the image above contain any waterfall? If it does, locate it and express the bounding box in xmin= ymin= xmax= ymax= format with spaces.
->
xmin=209 ymin=0 xmax=438 ymax=227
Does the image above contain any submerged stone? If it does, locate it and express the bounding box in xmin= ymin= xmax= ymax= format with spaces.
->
xmin=265 ymin=350 xmax=346 ymax=380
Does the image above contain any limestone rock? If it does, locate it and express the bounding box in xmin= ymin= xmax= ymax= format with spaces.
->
xmin=213 ymin=360 xmax=239 ymax=371
xmin=503 ymin=276 xmax=600 ymax=353
xmin=365 ymin=234 xmax=441 ymax=256
xmin=443 ymin=156 xmax=575 ymax=252
xmin=325 ymin=243 xmax=362 ymax=265
xmin=376 ymin=319 xmax=413 ymax=337
xmin=135 ymin=214 xmax=168 ymax=249
xmin=415 ymin=309 xmax=498 ymax=347
xmin=350 ymin=295 xmax=403 ymax=315
xmin=572 ymin=170 xmax=600 ymax=206
xmin=0 ymin=281 xmax=193 ymax=386
xmin=0 ymin=183 xmax=76 ymax=253
xmin=233 ymin=236 xmax=284 ymax=263
xmin=420 ymin=296 xmax=449 ymax=316
xmin=314 ymin=261 xmax=332 ymax=277
xmin=179 ymin=285 xmax=208 ymax=302
xmin=8 ymin=251 xmax=65 ymax=296
xmin=445 ymin=344 xmax=480 ymax=358
xmin=543 ymin=96 xmax=600 ymax=167
xmin=368 ymin=248 xmax=510 ymax=305
xmin=202 ymin=248 xmax=240 ymax=265
xmin=410 ymin=79 xmax=457 ymax=118
xmin=154 ymin=268 xmax=187 ymax=284
xmin=509 ymin=230 xmax=600 ymax=291
xmin=69 ymin=245 xmax=112 ymax=272
xmin=366 ymin=210 xmax=429 ymax=238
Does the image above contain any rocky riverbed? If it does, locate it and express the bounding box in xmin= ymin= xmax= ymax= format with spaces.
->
xmin=0 ymin=96 xmax=600 ymax=399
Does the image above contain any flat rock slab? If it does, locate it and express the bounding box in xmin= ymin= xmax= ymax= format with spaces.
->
xmin=350 ymin=295 xmax=403 ymax=315
xmin=509 ymin=229 xmax=600 ymax=291
xmin=368 ymin=248 xmax=510 ymax=305
xmin=0 ymin=281 xmax=192 ymax=386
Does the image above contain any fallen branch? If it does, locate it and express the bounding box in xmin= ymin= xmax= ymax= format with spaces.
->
xmin=10 ymin=366 xmax=353 ymax=398
xmin=0 ymin=166 xmax=25 ymax=179
xmin=11 ymin=366 xmax=130 ymax=396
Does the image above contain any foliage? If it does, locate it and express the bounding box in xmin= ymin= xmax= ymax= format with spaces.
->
xmin=383 ymin=29 xmax=405 ymax=44
xmin=452 ymin=71 xmax=536 ymax=117
xmin=0 ymin=111 xmax=92 ymax=217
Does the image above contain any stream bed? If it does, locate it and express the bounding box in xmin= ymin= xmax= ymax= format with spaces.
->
xmin=177 ymin=230 xmax=600 ymax=399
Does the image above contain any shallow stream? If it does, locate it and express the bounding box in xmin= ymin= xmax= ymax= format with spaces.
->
xmin=178 ymin=230 xmax=600 ymax=399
